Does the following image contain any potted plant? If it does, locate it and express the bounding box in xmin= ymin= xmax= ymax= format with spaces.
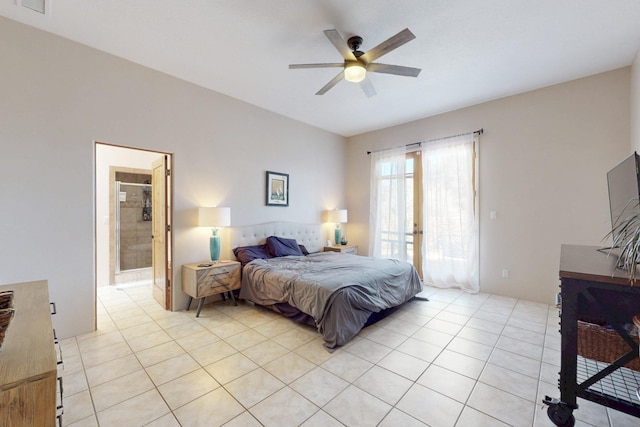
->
xmin=608 ymin=199 xmax=640 ymax=283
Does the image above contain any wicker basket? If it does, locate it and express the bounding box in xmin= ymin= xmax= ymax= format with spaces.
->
xmin=577 ymin=320 xmax=640 ymax=371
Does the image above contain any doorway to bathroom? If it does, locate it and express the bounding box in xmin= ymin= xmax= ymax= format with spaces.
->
xmin=95 ymin=142 xmax=173 ymax=311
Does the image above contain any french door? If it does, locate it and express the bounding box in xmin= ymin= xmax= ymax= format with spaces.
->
xmin=372 ymin=133 xmax=478 ymax=290
xmin=406 ymin=152 xmax=423 ymax=278
xmin=373 ymin=149 xmax=423 ymax=277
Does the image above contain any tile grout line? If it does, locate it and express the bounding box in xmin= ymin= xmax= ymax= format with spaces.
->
xmin=66 ymin=285 xmax=617 ymax=426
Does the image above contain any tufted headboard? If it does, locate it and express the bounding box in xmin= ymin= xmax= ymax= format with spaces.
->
xmin=226 ymin=222 xmax=325 ymax=260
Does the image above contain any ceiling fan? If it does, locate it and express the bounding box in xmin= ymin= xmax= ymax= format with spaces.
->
xmin=289 ymin=28 xmax=421 ymax=97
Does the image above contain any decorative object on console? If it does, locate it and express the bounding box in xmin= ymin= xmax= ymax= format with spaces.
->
xmin=266 ymin=171 xmax=289 ymax=206
xmin=198 ymin=207 xmax=231 ymax=262
xmin=326 ymin=209 xmax=348 ymax=245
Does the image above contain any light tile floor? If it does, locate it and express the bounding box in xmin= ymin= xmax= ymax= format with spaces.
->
xmin=58 ymin=285 xmax=640 ymax=427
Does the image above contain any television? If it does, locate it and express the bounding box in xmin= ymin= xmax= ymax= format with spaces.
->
xmin=607 ymin=152 xmax=640 ymax=245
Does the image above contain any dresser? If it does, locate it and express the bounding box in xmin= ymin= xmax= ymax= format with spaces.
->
xmin=182 ymin=261 xmax=241 ymax=317
xmin=0 ymin=280 xmax=58 ymax=426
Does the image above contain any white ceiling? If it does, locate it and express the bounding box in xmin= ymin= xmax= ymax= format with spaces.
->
xmin=2 ymin=1 xmax=640 ymax=137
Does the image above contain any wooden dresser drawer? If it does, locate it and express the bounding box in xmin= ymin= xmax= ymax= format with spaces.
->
xmin=195 ymin=265 xmax=240 ymax=296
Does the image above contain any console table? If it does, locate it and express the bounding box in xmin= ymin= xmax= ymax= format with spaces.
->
xmin=544 ymin=245 xmax=640 ymax=426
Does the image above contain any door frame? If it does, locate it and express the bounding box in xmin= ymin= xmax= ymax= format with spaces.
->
xmin=94 ymin=142 xmax=174 ymax=319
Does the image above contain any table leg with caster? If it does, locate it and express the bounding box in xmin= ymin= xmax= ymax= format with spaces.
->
xmin=543 ymin=396 xmax=576 ymax=427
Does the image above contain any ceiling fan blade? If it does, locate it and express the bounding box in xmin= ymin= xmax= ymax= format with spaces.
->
xmin=289 ymin=63 xmax=344 ymax=69
xmin=324 ymin=29 xmax=356 ymax=61
xmin=316 ymin=71 xmax=344 ymax=95
xmin=360 ymin=28 xmax=416 ymax=64
xmin=368 ymin=63 xmax=421 ymax=77
xmin=360 ymin=78 xmax=376 ymax=98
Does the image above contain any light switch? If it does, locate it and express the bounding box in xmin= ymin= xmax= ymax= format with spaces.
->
xmin=490 ymin=211 xmax=497 ymax=220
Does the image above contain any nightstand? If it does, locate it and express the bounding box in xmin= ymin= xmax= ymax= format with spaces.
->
xmin=323 ymin=245 xmax=358 ymax=255
xmin=182 ymin=260 xmax=241 ymax=317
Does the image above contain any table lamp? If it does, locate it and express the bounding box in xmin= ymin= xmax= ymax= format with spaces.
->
xmin=198 ymin=207 xmax=230 ymax=262
xmin=326 ymin=209 xmax=348 ymax=245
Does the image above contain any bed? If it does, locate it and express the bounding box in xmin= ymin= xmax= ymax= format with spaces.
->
xmin=228 ymin=222 xmax=424 ymax=349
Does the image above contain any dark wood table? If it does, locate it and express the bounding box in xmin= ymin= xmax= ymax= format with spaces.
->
xmin=544 ymin=245 xmax=640 ymax=426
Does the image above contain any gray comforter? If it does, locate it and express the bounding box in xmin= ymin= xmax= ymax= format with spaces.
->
xmin=239 ymin=252 xmax=423 ymax=348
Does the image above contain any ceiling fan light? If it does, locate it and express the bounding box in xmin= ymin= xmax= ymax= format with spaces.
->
xmin=344 ymin=63 xmax=366 ymax=83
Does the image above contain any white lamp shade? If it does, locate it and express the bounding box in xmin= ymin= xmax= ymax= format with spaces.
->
xmin=326 ymin=209 xmax=348 ymax=223
xmin=198 ymin=207 xmax=231 ymax=227
xmin=344 ymin=63 xmax=366 ymax=83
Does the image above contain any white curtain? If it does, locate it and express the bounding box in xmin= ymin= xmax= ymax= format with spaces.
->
xmin=369 ymin=146 xmax=407 ymax=260
xmin=421 ymin=134 xmax=479 ymax=292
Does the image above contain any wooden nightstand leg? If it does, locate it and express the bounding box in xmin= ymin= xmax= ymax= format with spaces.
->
xmin=186 ymin=296 xmax=193 ymax=311
xmin=195 ymin=298 xmax=205 ymax=317
xmin=229 ymin=291 xmax=237 ymax=306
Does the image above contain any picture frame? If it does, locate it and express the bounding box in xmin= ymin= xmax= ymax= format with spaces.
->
xmin=266 ymin=171 xmax=289 ymax=206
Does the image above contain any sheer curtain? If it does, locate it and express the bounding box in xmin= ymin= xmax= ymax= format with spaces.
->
xmin=421 ymin=134 xmax=479 ymax=292
xmin=369 ymin=146 xmax=407 ymax=260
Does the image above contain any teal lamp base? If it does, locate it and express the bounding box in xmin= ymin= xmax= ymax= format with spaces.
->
xmin=210 ymin=235 xmax=221 ymax=262
xmin=334 ymin=226 xmax=341 ymax=245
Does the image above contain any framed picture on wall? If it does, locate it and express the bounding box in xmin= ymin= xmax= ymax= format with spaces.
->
xmin=266 ymin=171 xmax=289 ymax=206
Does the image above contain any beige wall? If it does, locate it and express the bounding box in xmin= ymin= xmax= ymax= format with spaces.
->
xmin=347 ymin=69 xmax=631 ymax=304
xmin=2 ymin=14 xmax=635 ymax=337
xmin=0 ymin=18 xmax=346 ymax=338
